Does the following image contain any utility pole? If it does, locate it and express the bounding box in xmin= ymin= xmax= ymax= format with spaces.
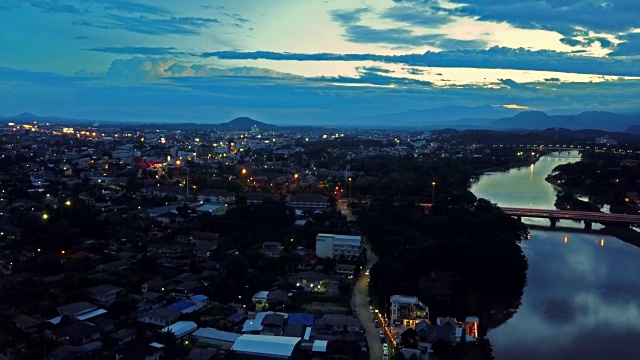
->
xmin=432 ymin=181 xmax=436 ymax=204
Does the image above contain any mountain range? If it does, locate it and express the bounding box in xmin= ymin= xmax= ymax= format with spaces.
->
xmin=3 ymin=109 xmax=640 ymax=132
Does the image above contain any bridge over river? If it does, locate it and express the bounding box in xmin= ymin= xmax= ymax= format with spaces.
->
xmin=500 ymin=207 xmax=640 ymax=228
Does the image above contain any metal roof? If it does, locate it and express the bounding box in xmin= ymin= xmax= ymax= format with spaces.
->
xmin=76 ymin=308 xmax=108 ymax=321
xmin=312 ymin=340 xmax=328 ymax=352
xmin=193 ymin=328 xmax=241 ymax=343
xmin=161 ymin=321 xmax=197 ymax=339
xmin=232 ymin=335 xmax=301 ymax=357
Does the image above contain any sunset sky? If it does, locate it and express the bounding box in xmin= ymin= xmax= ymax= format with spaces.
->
xmin=1 ymin=0 xmax=639 ymax=124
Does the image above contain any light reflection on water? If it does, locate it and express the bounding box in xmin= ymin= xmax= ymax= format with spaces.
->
xmin=471 ymin=151 xmax=640 ymax=360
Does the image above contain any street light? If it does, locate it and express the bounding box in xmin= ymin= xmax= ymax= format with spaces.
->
xmin=431 ymin=182 xmax=436 ymax=204
xmin=65 ymin=200 xmax=71 ymax=206
xmin=42 ymin=213 xmax=49 ymax=220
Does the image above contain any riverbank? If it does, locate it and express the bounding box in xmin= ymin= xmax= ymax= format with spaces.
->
xmin=525 ymin=224 xmax=640 ymax=247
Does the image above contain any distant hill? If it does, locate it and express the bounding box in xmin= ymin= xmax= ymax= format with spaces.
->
xmin=214 ymin=117 xmax=277 ymax=131
xmin=491 ymin=111 xmax=640 ymax=132
xmin=1 ymin=112 xmax=90 ymax=124
xmin=347 ymin=105 xmax=520 ymax=126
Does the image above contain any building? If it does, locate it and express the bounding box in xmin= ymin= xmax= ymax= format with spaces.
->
xmin=160 ymin=321 xmax=198 ymax=341
xmin=390 ymin=295 xmax=429 ymax=327
xmin=289 ymin=194 xmax=328 ymax=211
xmin=192 ymin=328 xmax=241 ymax=350
xmin=261 ymin=241 xmax=284 ymax=258
xmin=197 ymin=189 xmax=235 ymax=203
xmin=246 ymin=192 xmax=280 ymax=205
xmin=86 ymin=284 xmax=122 ymax=306
xmin=137 ymin=308 xmax=180 ymax=327
xmin=195 ymin=203 xmax=227 ymax=216
xmin=232 ymin=334 xmax=301 ymax=359
xmin=315 ymin=234 xmax=362 ymax=260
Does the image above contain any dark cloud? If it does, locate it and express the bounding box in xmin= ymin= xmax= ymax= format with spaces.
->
xmin=72 ymin=20 xmax=111 ymax=29
xmin=358 ymin=66 xmax=394 ymax=74
xmin=29 ymin=0 xmax=84 ymax=14
xmin=311 ymin=72 xmax=432 ymax=87
xmin=381 ymin=5 xmax=453 ymax=27
xmin=203 ymin=46 xmax=640 ymax=77
xmin=439 ymin=0 xmax=639 ymax=36
xmin=499 ymin=78 xmax=538 ymax=92
xmin=103 ymin=14 xmax=220 ymax=36
xmin=544 ymin=77 xmax=561 ymax=82
xmin=102 ymin=0 xmax=171 ymax=16
xmin=86 ymin=46 xmax=184 ymax=56
xmin=610 ymin=33 xmax=640 ymax=56
xmin=404 ymin=67 xmax=425 ymax=75
xmin=73 ymin=36 xmax=88 ymax=40
xmin=330 ymin=8 xmax=486 ymax=49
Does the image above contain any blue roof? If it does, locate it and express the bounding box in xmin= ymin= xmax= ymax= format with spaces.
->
xmin=161 ymin=321 xmax=198 ymax=339
xmin=287 ymin=313 xmax=314 ymax=326
xmin=166 ymin=300 xmax=196 ymax=312
xmin=191 ymin=294 xmax=208 ymax=302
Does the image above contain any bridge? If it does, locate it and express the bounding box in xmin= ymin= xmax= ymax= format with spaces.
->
xmin=501 ymin=207 xmax=640 ymax=229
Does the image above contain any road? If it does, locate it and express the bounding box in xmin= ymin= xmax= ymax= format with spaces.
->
xmin=353 ymin=241 xmax=381 ymax=360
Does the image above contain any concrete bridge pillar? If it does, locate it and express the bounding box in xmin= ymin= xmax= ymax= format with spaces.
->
xmin=549 ymin=218 xmax=558 ymax=228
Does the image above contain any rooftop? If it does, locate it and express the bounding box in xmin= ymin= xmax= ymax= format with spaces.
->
xmin=192 ymin=327 xmax=241 ymax=343
xmin=161 ymin=321 xmax=198 ymax=339
xmin=232 ymin=334 xmax=301 ymax=357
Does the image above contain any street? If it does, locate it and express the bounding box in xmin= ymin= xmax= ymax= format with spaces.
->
xmin=353 ymin=242 xmax=381 ymax=360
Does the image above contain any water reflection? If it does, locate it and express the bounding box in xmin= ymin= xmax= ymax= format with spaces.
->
xmin=471 ymin=151 xmax=640 ymax=359
xmin=488 ymin=231 xmax=640 ymax=360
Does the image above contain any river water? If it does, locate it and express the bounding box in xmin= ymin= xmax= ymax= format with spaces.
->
xmin=470 ymin=152 xmax=640 ymax=360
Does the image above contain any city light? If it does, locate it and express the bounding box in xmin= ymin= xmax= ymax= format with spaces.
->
xmin=42 ymin=213 xmax=48 ymax=220
xmin=65 ymin=200 xmax=71 ymax=206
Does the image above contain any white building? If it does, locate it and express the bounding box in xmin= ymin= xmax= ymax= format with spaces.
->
xmin=390 ymin=295 xmax=429 ymax=327
xmin=315 ymin=234 xmax=362 ymax=260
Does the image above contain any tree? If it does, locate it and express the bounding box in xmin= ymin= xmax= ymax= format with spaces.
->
xmin=125 ymin=176 xmax=141 ymax=193
xmin=400 ymin=328 xmax=419 ymax=349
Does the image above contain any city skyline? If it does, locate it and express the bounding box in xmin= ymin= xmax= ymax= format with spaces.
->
xmin=1 ymin=0 xmax=640 ymax=124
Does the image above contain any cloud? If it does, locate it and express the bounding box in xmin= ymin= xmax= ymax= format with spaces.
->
xmin=499 ymin=78 xmax=537 ymax=92
xmin=310 ymin=72 xmax=433 ymax=87
xmin=381 ymin=5 xmax=453 ymax=28
xmin=87 ymin=46 xmax=184 ymax=56
xmin=358 ymin=66 xmax=394 ymax=74
xmin=102 ymin=0 xmax=171 ymax=16
xmin=330 ymin=7 xmax=486 ymax=50
xmin=610 ymin=33 xmax=640 ymax=56
xmin=89 ymin=14 xmax=220 ymax=36
xmin=441 ymin=0 xmax=640 ymax=36
xmin=544 ymin=77 xmax=561 ymax=82
xmin=29 ymin=0 xmax=83 ymax=14
xmin=203 ymin=47 xmax=640 ymax=77
xmin=104 ymin=57 xmax=299 ymax=83
xmin=404 ymin=67 xmax=425 ymax=75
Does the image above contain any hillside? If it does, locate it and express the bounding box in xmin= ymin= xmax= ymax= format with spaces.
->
xmin=214 ymin=117 xmax=277 ymax=131
xmin=491 ymin=111 xmax=640 ymax=132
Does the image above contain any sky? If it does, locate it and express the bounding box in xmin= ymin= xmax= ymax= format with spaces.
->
xmin=1 ymin=0 xmax=640 ymax=124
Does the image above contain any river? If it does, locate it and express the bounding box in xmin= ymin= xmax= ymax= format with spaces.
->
xmin=470 ymin=151 xmax=640 ymax=360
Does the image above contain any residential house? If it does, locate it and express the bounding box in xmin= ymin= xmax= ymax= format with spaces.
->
xmin=260 ymin=313 xmax=286 ymax=336
xmin=195 ymin=203 xmax=227 ymax=215
xmin=316 ymin=234 xmax=362 ymax=260
xmin=197 ymin=189 xmax=235 ymax=204
xmin=14 ymin=314 xmax=44 ymax=335
xmin=289 ymin=194 xmax=327 ymax=211
xmin=137 ymin=308 xmax=180 ymax=327
xmin=51 ymin=322 xmax=100 ymax=346
xmin=246 ymin=192 xmax=280 ymax=205
xmin=116 ymin=339 xmax=164 ymax=360
xmin=289 ymin=271 xmax=328 ymax=292
xmin=141 ymin=277 xmax=165 ymax=294
xmin=193 ymin=240 xmax=219 ymax=258
xmin=86 ymin=284 xmax=122 ymax=306
xmin=191 ymin=328 xmax=241 ymax=350
xmin=110 ymin=328 xmax=136 ymax=346
xmin=260 ymin=241 xmax=283 ymax=258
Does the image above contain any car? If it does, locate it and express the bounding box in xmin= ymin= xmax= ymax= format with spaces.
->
xmin=369 ymin=306 xmax=374 ymax=313
xmin=379 ymin=329 xmax=384 ymax=338
xmin=365 ymin=269 xmax=370 ymax=276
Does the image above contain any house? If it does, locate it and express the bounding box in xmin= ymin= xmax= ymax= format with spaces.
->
xmin=266 ymin=290 xmax=289 ymax=309
xmin=14 ymin=314 xmax=44 ymax=334
xmin=289 ymin=271 xmax=328 ymax=292
xmin=289 ymin=194 xmax=328 ymax=211
xmin=137 ymin=308 xmax=180 ymax=327
xmin=116 ymin=339 xmax=164 ymax=360
xmin=315 ymin=234 xmax=362 ymax=260
xmin=246 ymin=192 xmax=280 ymax=205
xmin=161 ymin=321 xmax=198 ymax=340
xmin=191 ymin=328 xmax=241 ymax=350
xmin=261 ymin=313 xmax=286 ymax=336
xmin=187 ymin=348 xmax=219 ymax=360
xmin=50 ymin=302 xmax=107 ymax=325
xmin=196 ymin=203 xmax=227 ymax=216
xmin=194 ymin=240 xmax=219 ymax=258
xmin=241 ymin=312 xmax=289 ymax=334
xmin=261 ymin=241 xmax=284 ymax=258
xmin=86 ymin=284 xmax=122 ymax=306
xmin=141 ymin=277 xmax=165 ymax=294
xmin=138 ymin=292 xmax=166 ymax=311
xmin=316 ymin=314 xmax=347 ymax=333
xmin=197 ymin=189 xmax=235 ymax=204
xmin=231 ymin=334 xmax=301 ymax=359
xmin=390 ymin=295 xmax=429 ymax=327
xmin=52 ymin=322 xmax=100 ymax=346
xmin=110 ymin=328 xmax=136 ymax=346
xmin=190 ymin=231 xmax=221 ymax=242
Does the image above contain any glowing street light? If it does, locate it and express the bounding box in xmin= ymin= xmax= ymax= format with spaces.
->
xmin=65 ymin=200 xmax=71 ymax=206
xmin=42 ymin=213 xmax=49 ymax=220
xmin=431 ymin=182 xmax=436 ymax=204
xmin=241 ymin=168 xmax=247 ymax=175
